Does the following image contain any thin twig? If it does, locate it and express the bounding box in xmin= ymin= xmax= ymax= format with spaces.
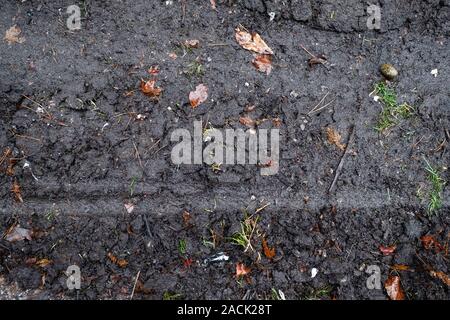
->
xmin=133 ymin=141 xmax=143 ymax=169
xmin=130 ymin=270 xmax=141 ymax=300
xmin=299 ymin=44 xmax=317 ymax=59
xmin=328 ymin=125 xmax=355 ymax=193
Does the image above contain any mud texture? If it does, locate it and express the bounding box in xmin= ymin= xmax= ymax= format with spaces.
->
xmin=0 ymin=0 xmax=449 ymax=300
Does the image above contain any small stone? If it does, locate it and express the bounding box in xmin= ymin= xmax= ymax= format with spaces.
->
xmin=380 ymin=63 xmax=398 ymax=80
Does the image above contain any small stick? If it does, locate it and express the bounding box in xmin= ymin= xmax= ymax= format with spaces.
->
xmin=308 ymin=92 xmax=330 ymax=115
xmin=299 ymin=44 xmax=317 ymax=59
xmin=133 ymin=141 xmax=143 ymax=169
xmin=328 ymin=125 xmax=355 ymax=193
xmin=255 ymin=203 xmax=270 ymax=214
xmin=310 ymin=99 xmax=335 ymax=115
xmin=130 ymin=270 xmax=141 ymax=300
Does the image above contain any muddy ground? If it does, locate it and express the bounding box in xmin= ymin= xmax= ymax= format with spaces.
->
xmin=0 ymin=0 xmax=449 ymax=300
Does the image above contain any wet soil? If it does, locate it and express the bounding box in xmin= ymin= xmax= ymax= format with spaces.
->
xmin=0 ymin=0 xmax=449 ymax=300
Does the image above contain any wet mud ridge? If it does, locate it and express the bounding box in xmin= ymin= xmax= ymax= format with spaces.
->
xmin=0 ymin=0 xmax=449 ymax=299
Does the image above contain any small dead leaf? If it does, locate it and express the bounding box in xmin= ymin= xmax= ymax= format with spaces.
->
xmin=148 ymin=65 xmax=159 ymax=75
xmin=189 ymin=84 xmax=208 ymax=108
xmin=5 ymin=225 xmax=32 ymax=242
xmin=182 ymin=210 xmax=191 ymax=226
xmin=384 ymin=275 xmax=405 ymax=300
xmin=107 ymin=252 xmax=128 ymax=268
xmin=252 ymin=54 xmax=272 ymax=75
xmin=140 ymin=79 xmax=162 ymax=98
xmin=379 ymin=245 xmax=396 ymax=256
xmin=326 ymin=127 xmax=346 ymax=151
xmin=262 ymin=238 xmax=276 ymax=259
xmin=391 ymin=264 xmax=411 ymax=272
xmin=236 ymin=263 xmax=251 ymax=277
xmin=184 ymin=39 xmax=200 ymax=48
xmin=235 ymin=27 xmax=273 ymax=55
xmin=124 ymin=203 xmax=134 ymax=214
xmin=272 ymin=118 xmax=282 ymax=127
xmin=420 ymin=235 xmax=444 ymax=252
xmin=429 ymin=270 xmax=450 ymax=286
xmin=210 ymin=0 xmax=217 ymax=10
xmin=4 ymin=25 xmax=25 ymax=45
xmin=117 ymin=259 xmax=128 ymax=268
xmin=36 ymin=258 xmax=52 ymax=267
xmin=239 ymin=116 xmax=255 ymax=128
xmin=107 ymin=252 xmax=117 ymax=264
xmin=168 ymin=52 xmax=178 ymax=60
xmin=11 ymin=179 xmax=23 ymax=203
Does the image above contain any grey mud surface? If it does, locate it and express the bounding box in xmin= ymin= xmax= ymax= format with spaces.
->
xmin=0 ymin=0 xmax=449 ymax=299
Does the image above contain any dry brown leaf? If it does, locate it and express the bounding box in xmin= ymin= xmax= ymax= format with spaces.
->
xmin=184 ymin=39 xmax=200 ymax=48
xmin=236 ymin=263 xmax=251 ymax=277
xmin=252 ymin=54 xmax=272 ymax=75
xmin=189 ymin=84 xmax=208 ymax=108
xmin=107 ymin=252 xmax=128 ymax=268
xmin=117 ymin=259 xmax=129 ymax=268
xmin=4 ymin=25 xmax=25 ymax=45
xmin=140 ymin=79 xmax=162 ymax=98
xmin=147 ymin=65 xmax=159 ymax=75
xmin=239 ymin=116 xmax=255 ymax=128
xmin=5 ymin=225 xmax=32 ymax=242
xmin=11 ymin=180 xmax=23 ymax=203
xmin=272 ymin=118 xmax=282 ymax=127
xmin=384 ymin=275 xmax=405 ymax=300
xmin=391 ymin=264 xmax=411 ymax=272
xmin=326 ymin=127 xmax=346 ymax=151
xmin=182 ymin=210 xmax=191 ymax=226
xmin=429 ymin=270 xmax=450 ymax=286
xmin=235 ymin=27 xmax=273 ymax=55
xmin=36 ymin=258 xmax=52 ymax=267
xmin=262 ymin=238 xmax=276 ymax=259
xmin=379 ymin=245 xmax=396 ymax=256
xmin=420 ymin=235 xmax=444 ymax=252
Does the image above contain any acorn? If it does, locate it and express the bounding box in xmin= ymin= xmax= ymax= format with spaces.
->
xmin=380 ymin=63 xmax=398 ymax=80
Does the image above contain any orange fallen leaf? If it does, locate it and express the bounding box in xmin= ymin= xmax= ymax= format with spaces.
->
xmin=235 ymin=27 xmax=273 ymax=55
xmin=384 ymin=275 xmax=405 ymax=300
xmin=379 ymin=245 xmax=396 ymax=256
xmin=252 ymin=54 xmax=272 ymax=75
xmin=420 ymin=235 xmax=444 ymax=252
xmin=189 ymin=84 xmax=208 ymax=108
xmin=107 ymin=252 xmax=128 ymax=268
xmin=140 ymin=79 xmax=162 ymax=98
xmin=11 ymin=180 xmax=23 ymax=203
xmin=117 ymin=259 xmax=129 ymax=268
xmin=4 ymin=25 xmax=25 ymax=45
xmin=326 ymin=127 xmax=346 ymax=151
xmin=236 ymin=263 xmax=251 ymax=277
xmin=239 ymin=116 xmax=255 ymax=128
xmin=262 ymin=238 xmax=276 ymax=259
xmin=391 ymin=264 xmax=410 ymax=272
xmin=429 ymin=270 xmax=450 ymax=286
xmin=36 ymin=258 xmax=52 ymax=267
